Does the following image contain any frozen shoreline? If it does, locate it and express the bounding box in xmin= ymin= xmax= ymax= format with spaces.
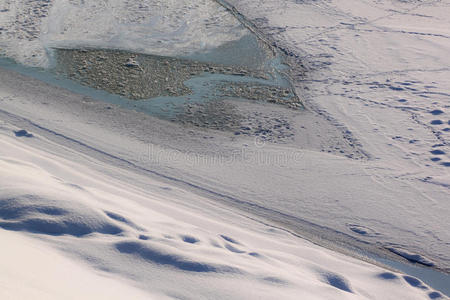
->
xmin=1 ymin=0 xmax=449 ymax=298
xmin=3 ymin=60 xmax=447 ymax=273
xmin=1 ymin=65 xmax=449 ymax=297
xmin=0 ymin=65 xmax=447 ymax=299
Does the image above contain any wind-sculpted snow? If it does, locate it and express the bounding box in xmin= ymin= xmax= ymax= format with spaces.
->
xmin=0 ymin=194 xmax=123 ymax=236
xmin=0 ymin=158 xmax=124 ymax=237
xmin=0 ymin=0 xmax=247 ymax=67
xmin=0 ymin=121 xmax=444 ymax=299
xmin=115 ymin=240 xmax=243 ymax=273
xmin=1 ymin=0 xmax=450 ymax=298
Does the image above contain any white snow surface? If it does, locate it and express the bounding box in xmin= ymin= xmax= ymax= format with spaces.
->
xmin=224 ymin=0 xmax=450 ymax=267
xmin=0 ymin=99 xmax=443 ymax=299
xmin=0 ymin=0 xmax=247 ymax=67
xmin=1 ymin=0 xmax=450 ymax=298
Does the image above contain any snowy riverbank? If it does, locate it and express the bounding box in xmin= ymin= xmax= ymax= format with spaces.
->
xmin=1 ymin=0 xmax=449 ymax=298
xmin=0 ymin=66 xmax=445 ymax=299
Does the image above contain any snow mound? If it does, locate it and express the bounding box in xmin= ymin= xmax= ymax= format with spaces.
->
xmin=0 ymin=157 xmax=125 ymax=237
xmin=0 ymin=193 xmax=123 ymax=236
xmin=114 ymin=240 xmax=242 ymax=274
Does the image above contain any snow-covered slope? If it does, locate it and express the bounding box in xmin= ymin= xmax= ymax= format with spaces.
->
xmin=1 ymin=0 xmax=449 ymax=298
xmin=0 ymin=230 xmax=153 ymax=300
xmin=0 ymin=101 xmax=445 ymax=299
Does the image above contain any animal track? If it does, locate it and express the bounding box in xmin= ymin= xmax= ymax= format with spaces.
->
xmin=430 ymin=150 xmax=445 ymax=155
xmin=139 ymin=234 xmax=150 ymax=240
xmin=403 ymin=275 xmax=428 ymax=290
xmin=14 ymin=129 xmax=33 ymax=138
xmin=180 ymin=235 xmax=200 ymax=244
xmin=430 ymin=110 xmax=444 ymax=115
xmin=377 ymin=272 xmax=398 ymax=280
xmin=347 ymin=224 xmax=379 ymax=237
xmin=430 ymin=120 xmax=444 ymax=125
xmin=248 ymin=252 xmax=262 ymax=258
xmin=322 ymin=272 xmax=353 ymax=293
xmin=428 ymin=291 xmax=443 ymax=299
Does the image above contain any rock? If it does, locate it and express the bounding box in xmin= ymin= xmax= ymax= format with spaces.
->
xmin=124 ymin=58 xmax=140 ymax=68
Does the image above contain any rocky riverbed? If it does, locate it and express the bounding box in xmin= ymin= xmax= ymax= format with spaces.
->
xmin=53 ymin=47 xmax=302 ymax=142
xmin=55 ymin=48 xmax=280 ymax=98
xmin=54 ymin=48 xmax=300 ymax=101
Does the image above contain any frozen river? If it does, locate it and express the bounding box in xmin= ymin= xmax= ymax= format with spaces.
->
xmin=1 ymin=0 xmax=449 ymax=298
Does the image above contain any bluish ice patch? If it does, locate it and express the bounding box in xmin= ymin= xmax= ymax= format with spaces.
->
xmin=118 ymin=70 xmax=292 ymax=118
xmin=1 ymin=43 xmax=293 ymax=120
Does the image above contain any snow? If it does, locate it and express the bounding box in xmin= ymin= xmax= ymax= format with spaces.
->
xmin=0 ymin=0 xmax=247 ymax=67
xmin=0 ymin=103 xmax=444 ymax=299
xmin=224 ymin=0 xmax=450 ymax=269
xmin=1 ymin=0 xmax=450 ymax=298
xmin=0 ymin=230 xmax=154 ymax=300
